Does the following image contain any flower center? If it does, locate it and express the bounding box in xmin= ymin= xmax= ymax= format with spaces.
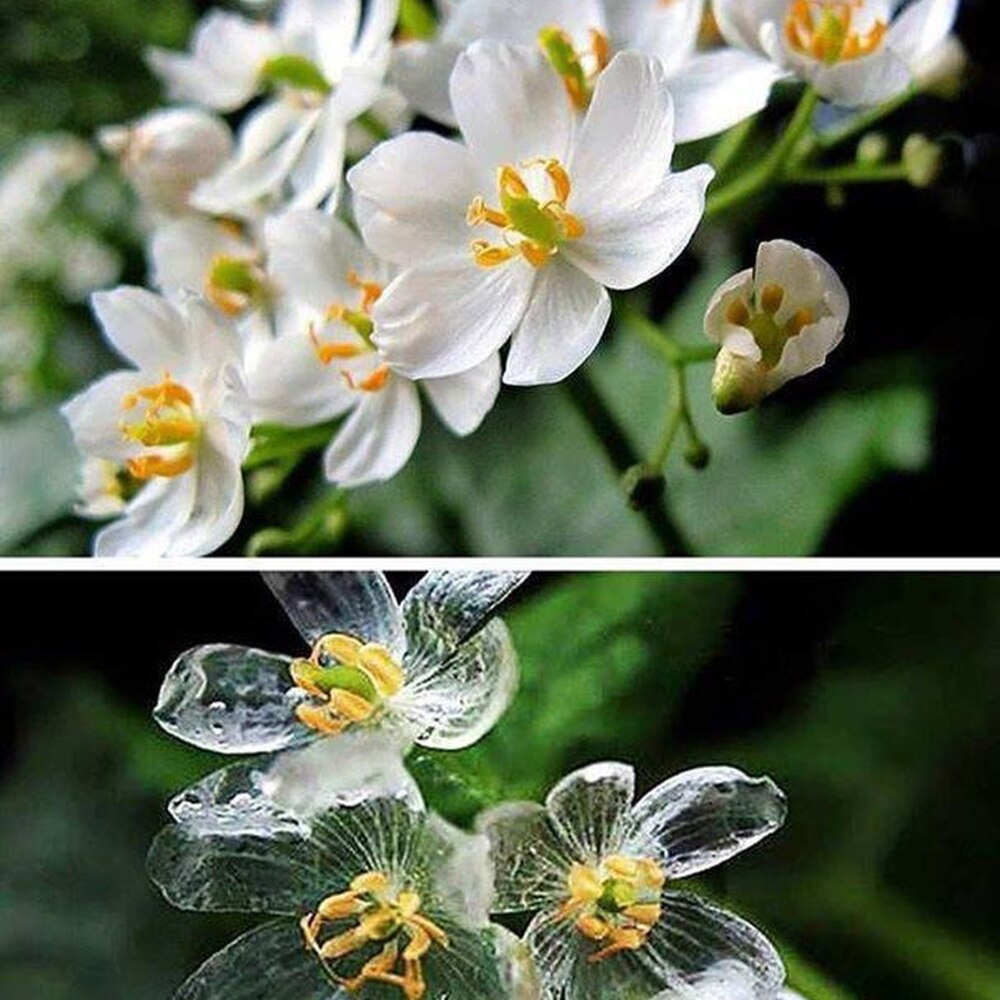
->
xmin=468 ymin=160 xmax=584 ymax=270
xmin=310 ymin=271 xmax=391 ymax=393
xmin=538 ymin=25 xmax=610 ymax=110
xmin=725 ymin=282 xmax=814 ymax=370
xmin=784 ymin=0 xmax=887 ymax=64
xmin=553 ymin=855 xmax=665 ymax=964
xmin=290 ymin=632 xmax=405 ymax=736
xmin=204 ymin=253 xmax=269 ymax=317
xmin=119 ymin=375 xmax=200 ymax=480
xmin=301 ymin=870 xmax=450 ymax=1000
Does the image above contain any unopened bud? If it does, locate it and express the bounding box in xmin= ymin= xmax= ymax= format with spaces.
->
xmin=903 ymin=134 xmax=944 ymax=188
xmin=914 ymin=36 xmax=968 ymax=99
xmin=684 ymin=441 xmax=710 ymax=470
xmin=857 ymin=132 xmax=890 ymax=165
xmin=99 ymin=107 xmax=233 ymax=215
xmin=622 ymin=464 xmax=666 ymax=511
xmin=711 ymin=349 xmax=767 ymax=415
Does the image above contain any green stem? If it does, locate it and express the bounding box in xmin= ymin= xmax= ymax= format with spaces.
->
xmin=649 ymin=365 xmax=686 ymax=472
xmin=784 ymin=162 xmax=908 ymax=185
xmin=709 ymin=115 xmax=759 ymax=177
xmin=245 ymin=421 xmax=336 ymax=470
xmin=624 ymin=310 xmax=717 ymax=366
xmin=706 ymin=87 xmax=820 ymax=217
xmin=563 ymin=371 xmax=692 ymax=555
xmin=356 ymin=110 xmax=391 ymax=143
xmin=810 ymin=86 xmax=916 ymax=153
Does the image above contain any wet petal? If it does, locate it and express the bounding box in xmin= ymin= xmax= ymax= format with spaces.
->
xmin=628 ymin=767 xmax=787 ymax=880
xmin=154 ymin=643 xmax=308 ymax=754
xmin=263 ymin=570 xmax=405 ymax=651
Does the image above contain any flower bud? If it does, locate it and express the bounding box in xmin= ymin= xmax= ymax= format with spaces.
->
xmin=99 ymin=107 xmax=233 ymax=215
xmin=913 ymin=36 xmax=968 ymax=99
xmin=622 ymin=464 xmax=666 ymax=511
xmin=902 ymin=134 xmax=944 ymax=188
xmin=683 ymin=440 xmax=711 ymax=470
xmin=856 ymin=132 xmax=890 ymax=165
xmin=711 ymin=349 xmax=768 ymax=415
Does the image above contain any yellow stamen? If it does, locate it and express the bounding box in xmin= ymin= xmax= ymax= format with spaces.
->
xmin=119 ymin=375 xmax=199 ymax=481
xmin=309 ymin=270 xmax=387 ymax=384
xmin=784 ymin=1 xmax=887 ymax=65
xmin=787 ymin=307 xmax=815 ymax=336
xmin=725 ymin=283 xmax=817 ymax=369
xmin=760 ymin=283 xmax=785 ymax=315
xmin=538 ymin=25 xmax=611 ymax=110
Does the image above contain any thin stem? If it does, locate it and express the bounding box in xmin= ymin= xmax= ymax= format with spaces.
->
xmin=812 ymin=86 xmax=916 ymax=153
xmin=649 ymin=366 xmax=686 ymax=472
xmin=625 ymin=309 xmax=717 ymax=366
xmin=563 ymin=370 xmax=692 ymax=555
xmin=709 ymin=115 xmax=759 ymax=177
xmin=784 ymin=162 xmax=909 ymax=185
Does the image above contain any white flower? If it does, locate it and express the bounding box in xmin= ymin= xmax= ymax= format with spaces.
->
xmin=479 ymin=762 xmax=788 ymax=1000
xmin=154 ymin=570 xmax=526 ymax=753
xmin=61 ymin=287 xmax=251 ymax=556
xmin=75 ymin=457 xmax=130 ymax=519
xmin=349 ymin=42 xmax=713 ymax=386
xmin=249 ymin=209 xmax=500 ymax=486
xmin=712 ymin=0 xmax=961 ymax=106
xmin=147 ymin=0 xmax=401 ymax=214
xmin=705 ymin=239 xmax=849 ymax=413
xmin=98 ymin=107 xmax=234 ymax=217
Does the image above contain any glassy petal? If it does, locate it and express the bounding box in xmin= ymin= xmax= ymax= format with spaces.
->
xmin=173 ymin=920 xmax=330 ymax=1000
xmin=419 ymin=919 xmax=510 ymax=1000
xmin=628 ymin=767 xmax=787 ymax=880
xmin=155 ymin=643 xmax=308 ymax=754
xmin=545 ymin=762 xmax=636 ymax=863
xmin=263 ymin=571 xmax=405 ymax=651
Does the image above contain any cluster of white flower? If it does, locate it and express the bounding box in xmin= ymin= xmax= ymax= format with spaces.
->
xmin=149 ymin=570 xmax=793 ymax=1000
xmin=60 ymin=0 xmax=960 ymax=555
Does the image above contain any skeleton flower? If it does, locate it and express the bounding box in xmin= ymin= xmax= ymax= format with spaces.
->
xmin=350 ymin=43 xmax=712 ymax=385
xmin=705 ymin=240 xmax=849 ymax=414
xmin=249 ymin=210 xmax=500 ymax=487
xmin=479 ymin=762 xmax=787 ymax=1000
xmin=148 ymin=0 xmax=400 ymax=214
xmin=155 ymin=570 xmax=525 ymax=754
xmin=391 ymin=0 xmax=783 ymax=142
xmin=712 ymin=0 xmax=961 ymax=106
xmin=61 ymin=287 xmax=251 ymax=556
xmin=149 ymin=789 xmax=509 ymax=1000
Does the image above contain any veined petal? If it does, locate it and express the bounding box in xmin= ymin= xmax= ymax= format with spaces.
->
xmin=476 ymin=801 xmax=575 ymax=912
xmin=545 ymin=761 xmax=636 ymax=863
xmin=390 ymin=40 xmax=462 ymax=125
xmin=172 ymin=920 xmax=330 ymax=1000
xmin=888 ymin=0 xmax=960 ymax=64
xmin=92 ymin=286 xmax=190 ymax=370
xmin=450 ymin=41 xmax=575 ymax=169
xmin=396 ymin=617 xmax=519 ymax=749
xmin=422 ymin=352 xmax=501 ymax=436
xmin=418 ymin=919 xmax=510 ymax=1000
xmin=61 ymin=370 xmax=147 ymax=461
xmin=372 ymin=259 xmax=534 ymax=379
xmin=566 ymin=164 xmax=712 ymax=291
xmin=809 ymin=49 xmax=912 ymax=106
xmin=348 ymin=132 xmax=478 ymax=266
xmin=569 ymin=51 xmax=677 ymax=215
xmin=670 ymin=50 xmax=785 ymax=144
xmin=322 ymin=376 xmax=422 ymax=487
xmin=640 ymin=893 xmax=785 ymax=1000
xmin=154 ymin=643 xmax=307 ymax=754
xmin=262 ymin=570 xmax=405 ymax=651
xmin=504 ymin=260 xmax=610 ymax=386
xmin=627 ymin=767 xmax=787 ymax=880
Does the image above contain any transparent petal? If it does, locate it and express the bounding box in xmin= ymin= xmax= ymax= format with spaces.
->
xmin=476 ymin=802 xmax=573 ymax=913
xmin=493 ymin=924 xmax=545 ymax=1000
xmin=423 ymin=812 xmax=495 ymax=927
xmin=638 ymin=893 xmax=785 ymax=999
xmin=262 ymin=571 xmax=405 ymax=652
xmin=627 ymin=767 xmax=787 ymax=879
xmin=173 ymin=920 xmax=336 ymax=1000
xmin=401 ymin=570 xmax=528 ymax=666
xmin=395 ymin=618 xmax=519 ymax=750
xmin=545 ymin=762 xmax=636 ymax=863
xmin=154 ymin=643 xmax=310 ymax=754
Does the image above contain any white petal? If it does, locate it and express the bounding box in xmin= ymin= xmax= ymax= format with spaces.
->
xmin=154 ymin=642 xmax=306 ymax=754
xmin=703 ymin=268 xmax=757 ymax=353
xmin=766 ymin=315 xmax=845 ymax=393
xmin=390 ymin=40 xmax=462 ymax=125
xmin=280 ymin=0 xmax=359 ymax=79
xmin=423 ymin=352 xmax=501 ymax=435
xmin=570 ymin=51 xmax=677 ymax=214
xmin=627 ymin=767 xmax=787 ymax=880
xmin=354 ymin=0 xmax=401 ymax=64
xmin=566 ymin=164 xmax=712 ymax=290
xmin=671 ymin=50 xmax=785 ymax=143
xmin=810 ymin=49 xmax=913 ymax=106
xmin=287 ymin=105 xmax=347 ymax=210
xmin=322 ymin=377 xmax=422 ymax=486
xmin=262 ymin=570 xmax=404 ymax=650
xmin=93 ymin=475 xmax=196 ymax=558
xmin=450 ymin=41 xmax=575 ymax=169
xmin=755 ymin=239 xmax=848 ymax=325
xmin=91 ymin=286 xmax=189 ymax=370
xmin=372 ymin=258 xmax=534 ymax=378
xmin=150 ymin=216 xmax=251 ymax=301
xmin=348 ymin=132 xmax=479 ymax=266
xmin=61 ymin=370 xmax=147 ymax=461
xmin=545 ymin=761 xmax=635 ymax=863
xmin=504 ymin=261 xmax=610 ymax=385
xmin=711 ymin=0 xmax=786 ymax=53
xmin=396 ymin=617 xmax=518 ymax=749
xmin=606 ymin=0 xmax=702 ymax=75
xmin=888 ymin=0 xmax=960 ymax=64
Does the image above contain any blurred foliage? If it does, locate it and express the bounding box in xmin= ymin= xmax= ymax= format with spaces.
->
xmin=3 ymin=573 xmax=999 ymax=999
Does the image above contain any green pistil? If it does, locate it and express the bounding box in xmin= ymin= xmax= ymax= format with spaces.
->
xmin=260 ymin=54 xmax=332 ymax=94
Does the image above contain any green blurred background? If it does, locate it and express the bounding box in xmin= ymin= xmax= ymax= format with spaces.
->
xmin=1 ymin=571 xmax=998 ymax=999
xmin=0 ymin=0 xmax=999 ymax=556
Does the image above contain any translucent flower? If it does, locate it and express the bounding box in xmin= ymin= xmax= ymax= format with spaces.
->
xmin=712 ymin=0 xmax=960 ymax=106
xmin=155 ymin=570 xmax=526 ymax=754
xmin=248 ymin=209 xmax=500 ymax=487
xmin=147 ymin=0 xmax=401 ymax=214
xmin=349 ymin=42 xmax=712 ymax=385
xmin=60 ymin=287 xmax=251 ymax=556
xmin=98 ymin=107 xmax=234 ymax=217
xmin=479 ymin=762 xmax=787 ymax=1000
xmin=149 ymin=788 xmax=510 ymax=1000
xmin=704 ymin=239 xmax=849 ymax=414
xmin=391 ymin=0 xmax=783 ymax=143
